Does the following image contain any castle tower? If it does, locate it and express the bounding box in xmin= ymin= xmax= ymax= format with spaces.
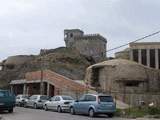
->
xmin=64 ymin=29 xmax=107 ymax=62
xmin=64 ymin=29 xmax=84 ymax=48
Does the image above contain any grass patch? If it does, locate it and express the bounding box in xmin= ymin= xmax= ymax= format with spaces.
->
xmin=115 ymin=107 xmax=160 ymax=118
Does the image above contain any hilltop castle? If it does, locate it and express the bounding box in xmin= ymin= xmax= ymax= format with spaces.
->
xmin=64 ymin=29 xmax=107 ymax=62
xmin=40 ymin=29 xmax=107 ymax=62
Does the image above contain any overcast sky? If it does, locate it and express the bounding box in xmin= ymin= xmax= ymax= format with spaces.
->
xmin=0 ymin=0 xmax=160 ymax=60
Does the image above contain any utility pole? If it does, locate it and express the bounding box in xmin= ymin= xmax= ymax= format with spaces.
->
xmin=40 ymin=55 xmax=44 ymax=95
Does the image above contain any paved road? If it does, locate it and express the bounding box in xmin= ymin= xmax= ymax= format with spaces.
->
xmin=0 ymin=107 xmax=159 ymax=120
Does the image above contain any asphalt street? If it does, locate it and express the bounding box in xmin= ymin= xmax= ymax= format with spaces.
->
xmin=0 ymin=107 xmax=159 ymax=120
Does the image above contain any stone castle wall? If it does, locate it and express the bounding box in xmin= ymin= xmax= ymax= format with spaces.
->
xmin=72 ymin=37 xmax=106 ymax=62
xmin=64 ymin=29 xmax=107 ymax=62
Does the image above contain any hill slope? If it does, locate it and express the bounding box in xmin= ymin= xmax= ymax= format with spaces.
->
xmin=0 ymin=47 xmax=92 ymax=88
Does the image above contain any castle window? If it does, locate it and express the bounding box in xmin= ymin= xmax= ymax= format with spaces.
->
xmin=125 ymin=81 xmax=139 ymax=87
xmin=70 ymin=33 xmax=73 ymax=37
xmin=6 ymin=64 xmax=15 ymax=70
xmin=64 ymin=33 xmax=67 ymax=38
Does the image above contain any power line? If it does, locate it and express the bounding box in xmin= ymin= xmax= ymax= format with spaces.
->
xmin=106 ymin=30 xmax=160 ymax=53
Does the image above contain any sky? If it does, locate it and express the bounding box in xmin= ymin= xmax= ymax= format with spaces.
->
xmin=0 ymin=0 xmax=160 ymax=61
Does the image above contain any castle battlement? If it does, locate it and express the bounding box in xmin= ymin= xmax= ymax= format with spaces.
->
xmin=74 ymin=34 xmax=107 ymax=42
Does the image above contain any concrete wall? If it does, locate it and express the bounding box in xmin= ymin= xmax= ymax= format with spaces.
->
xmin=112 ymin=92 xmax=160 ymax=107
xmin=85 ymin=59 xmax=160 ymax=106
xmin=146 ymin=69 xmax=160 ymax=92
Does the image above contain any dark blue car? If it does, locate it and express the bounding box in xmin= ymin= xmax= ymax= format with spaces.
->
xmin=0 ymin=90 xmax=15 ymax=113
xmin=70 ymin=94 xmax=116 ymax=117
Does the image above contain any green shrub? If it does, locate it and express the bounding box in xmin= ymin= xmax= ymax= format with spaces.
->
xmin=116 ymin=107 xmax=160 ymax=118
xmin=147 ymin=107 xmax=160 ymax=115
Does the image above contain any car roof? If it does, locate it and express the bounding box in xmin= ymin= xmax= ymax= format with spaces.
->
xmin=84 ymin=93 xmax=112 ymax=97
xmin=0 ymin=89 xmax=9 ymax=92
xmin=54 ymin=95 xmax=72 ymax=97
xmin=31 ymin=95 xmax=47 ymax=96
xmin=17 ymin=94 xmax=29 ymax=96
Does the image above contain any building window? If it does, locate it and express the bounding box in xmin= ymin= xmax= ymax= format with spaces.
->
xmin=150 ymin=49 xmax=155 ymax=68
xmin=6 ymin=64 xmax=15 ymax=70
xmin=159 ymin=49 xmax=160 ymax=69
xmin=64 ymin=33 xmax=68 ymax=38
xmin=125 ymin=81 xmax=139 ymax=87
xmin=141 ymin=49 xmax=147 ymax=65
xmin=133 ymin=49 xmax=138 ymax=62
xmin=70 ymin=33 xmax=73 ymax=37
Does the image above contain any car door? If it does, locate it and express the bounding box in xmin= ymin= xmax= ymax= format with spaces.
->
xmin=47 ymin=97 xmax=55 ymax=110
xmin=27 ymin=96 xmax=33 ymax=107
xmin=37 ymin=96 xmax=47 ymax=107
xmin=74 ymin=95 xmax=86 ymax=113
xmin=79 ymin=95 xmax=90 ymax=114
xmin=49 ymin=96 xmax=60 ymax=110
xmin=29 ymin=96 xmax=37 ymax=107
xmin=0 ymin=91 xmax=9 ymax=106
xmin=54 ymin=96 xmax=61 ymax=110
xmin=78 ymin=95 xmax=96 ymax=114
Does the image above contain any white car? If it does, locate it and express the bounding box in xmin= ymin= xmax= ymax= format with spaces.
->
xmin=16 ymin=95 xmax=29 ymax=107
xmin=43 ymin=95 xmax=74 ymax=112
xmin=24 ymin=95 xmax=49 ymax=109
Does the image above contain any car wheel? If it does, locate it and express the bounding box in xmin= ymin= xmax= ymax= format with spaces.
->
xmin=70 ymin=107 xmax=75 ymax=115
xmin=57 ymin=106 xmax=62 ymax=113
xmin=89 ymin=108 xmax=95 ymax=117
xmin=44 ymin=105 xmax=48 ymax=111
xmin=24 ymin=103 xmax=27 ymax=108
xmin=17 ymin=102 xmax=21 ymax=107
xmin=34 ymin=103 xmax=37 ymax=109
xmin=8 ymin=108 xmax=13 ymax=113
xmin=107 ymin=113 xmax=114 ymax=118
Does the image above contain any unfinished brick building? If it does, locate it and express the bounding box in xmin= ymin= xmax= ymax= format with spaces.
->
xmin=10 ymin=70 xmax=87 ymax=99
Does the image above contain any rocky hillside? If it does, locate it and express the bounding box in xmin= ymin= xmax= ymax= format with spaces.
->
xmin=0 ymin=47 xmax=93 ymax=88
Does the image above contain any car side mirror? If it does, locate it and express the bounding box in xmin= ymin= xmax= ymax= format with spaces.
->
xmin=38 ymin=100 xmax=42 ymax=102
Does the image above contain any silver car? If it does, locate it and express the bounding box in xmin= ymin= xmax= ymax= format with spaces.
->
xmin=16 ymin=94 xmax=29 ymax=107
xmin=43 ymin=95 xmax=74 ymax=112
xmin=24 ymin=95 xmax=49 ymax=109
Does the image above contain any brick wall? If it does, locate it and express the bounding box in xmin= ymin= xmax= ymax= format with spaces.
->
xmin=25 ymin=70 xmax=87 ymax=93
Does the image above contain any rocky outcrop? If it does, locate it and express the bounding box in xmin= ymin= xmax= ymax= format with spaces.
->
xmin=0 ymin=47 xmax=91 ymax=88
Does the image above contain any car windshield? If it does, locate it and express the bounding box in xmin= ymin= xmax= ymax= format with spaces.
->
xmin=16 ymin=96 xmax=20 ymax=99
xmin=22 ymin=96 xmax=29 ymax=99
xmin=62 ymin=96 xmax=73 ymax=100
xmin=40 ymin=96 xmax=48 ymax=100
xmin=99 ymin=96 xmax=113 ymax=102
xmin=0 ymin=91 xmax=9 ymax=97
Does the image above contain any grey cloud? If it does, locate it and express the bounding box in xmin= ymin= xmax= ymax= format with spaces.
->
xmin=0 ymin=0 xmax=160 ymax=60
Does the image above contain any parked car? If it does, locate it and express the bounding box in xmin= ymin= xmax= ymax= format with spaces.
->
xmin=43 ymin=95 xmax=74 ymax=112
xmin=69 ymin=94 xmax=116 ymax=117
xmin=24 ymin=95 xmax=49 ymax=109
xmin=0 ymin=89 xmax=15 ymax=113
xmin=16 ymin=94 xmax=29 ymax=107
